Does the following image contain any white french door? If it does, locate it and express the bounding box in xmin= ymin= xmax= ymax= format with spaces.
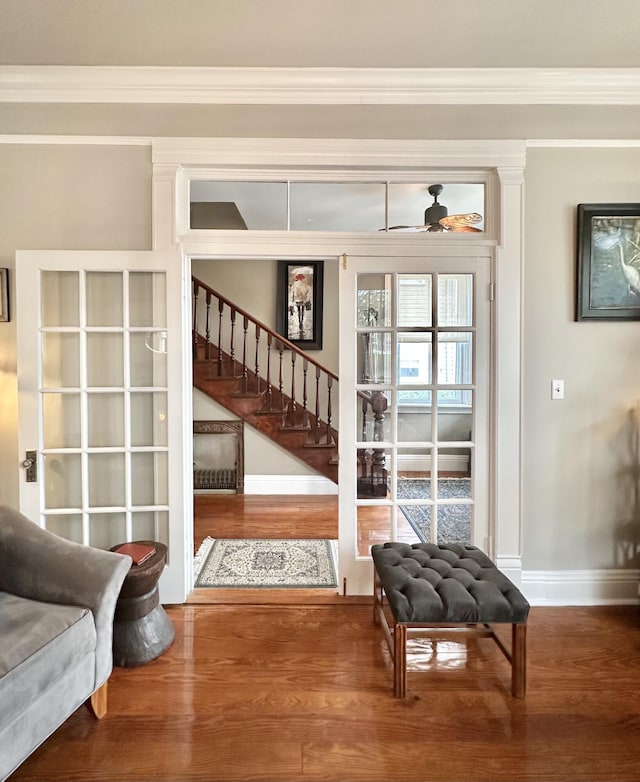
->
xmin=339 ymin=255 xmax=491 ymax=594
xmin=16 ymin=250 xmax=191 ymax=603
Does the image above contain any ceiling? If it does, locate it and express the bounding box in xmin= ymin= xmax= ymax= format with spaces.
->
xmin=1 ymin=1 xmax=639 ymax=140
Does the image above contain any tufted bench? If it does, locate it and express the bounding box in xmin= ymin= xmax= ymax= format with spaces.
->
xmin=371 ymin=542 xmax=530 ymax=698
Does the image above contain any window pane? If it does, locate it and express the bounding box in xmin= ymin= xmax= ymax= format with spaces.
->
xmin=357 ymin=447 xmax=390 ymax=499
xmin=290 ymin=182 xmax=385 ymax=231
xmin=357 ymin=332 xmax=391 ymax=384
xmin=437 ymin=333 xmax=472 ymax=385
xmin=398 ymin=274 xmax=432 ymax=327
xmin=357 ymin=505 xmax=392 ymax=556
xmin=87 ymin=272 xmax=123 ymax=327
xmin=44 ymin=453 xmax=82 ymax=509
xmin=388 ymin=183 xmax=484 ymax=233
xmin=129 ymin=272 xmax=167 ymax=328
xmin=43 ymin=393 xmax=81 ymax=448
xmin=397 ymin=406 xmax=432 ymax=443
xmin=45 ymin=514 xmax=83 ymax=543
xmin=41 ymin=271 xmax=79 ymax=327
xmin=131 ymin=452 xmax=168 ymax=506
xmin=87 ymin=333 xmax=123 ymax=387
xmin=438 ymin=400 xmax=472 ymax=443
xmin=357 ymin=274 xmax=391 ymax=327
xmin=131 ymin=392 xmax=168 ymax=447
xmin=89 ymin=512 xmax=126 ymax=549
xmin=356 ymin=390 xmax=392 ymax=443
xmin=88 ymin=453 xmax=126 ymax=507
xmin=42 ymin=333 xmax=80 ymax=388
xmin=438 ymin=274 xmax=473 ymax=327
xmin=397 ymin=333 xmax=432 ymax=386
xmin=87 ymin=393 xmax=124 ymax=447
xmin=190 ymin=181 xmax=287 ymax=230
xmin=130 ymin=333 xmax=167 ymax=387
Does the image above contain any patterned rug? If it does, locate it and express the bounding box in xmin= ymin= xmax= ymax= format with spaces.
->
xmin=194 ymin=537 xmax=338 ymax=588
xmin=398 ymin=478 xmax=472 ymax=543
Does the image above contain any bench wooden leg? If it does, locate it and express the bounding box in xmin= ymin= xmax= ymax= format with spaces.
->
xmin=393 ymin=623 xmax=407 ymax=698
xmin=511 ymin=623 xmax=527 ymax=698
xmin=85 ymin=681 xmax=108 ymax=719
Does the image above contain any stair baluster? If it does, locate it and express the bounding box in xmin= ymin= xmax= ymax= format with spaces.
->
xmin=191 ymin=275 xmax=338 ymax=483
xmin=192 ymin=280 xmax=200 ymax=360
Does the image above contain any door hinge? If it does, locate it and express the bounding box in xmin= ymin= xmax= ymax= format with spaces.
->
xmin=488 ymin=282 xmax=495 ymax=302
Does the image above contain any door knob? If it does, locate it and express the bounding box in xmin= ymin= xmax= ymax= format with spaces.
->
xmin=21 ymin=450 xmax=37 ymax=482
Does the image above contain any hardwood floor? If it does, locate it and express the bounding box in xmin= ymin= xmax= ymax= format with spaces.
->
xmin=12 ymin=496 xmax=639 ymax=781
xmin=10 ymin=604 xmax=640 ymax=782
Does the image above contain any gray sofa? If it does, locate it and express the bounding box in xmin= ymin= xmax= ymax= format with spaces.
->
xmin=0 ymin=504 xmax=132 ymax=781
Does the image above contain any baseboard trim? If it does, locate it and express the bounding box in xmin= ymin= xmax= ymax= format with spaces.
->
xmin=522 ymin=568 xmax=640 ymax=606
xmin=245 ymin=475 xmax=338 ymax=495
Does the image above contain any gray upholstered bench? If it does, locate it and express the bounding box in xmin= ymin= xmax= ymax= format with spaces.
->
xmin=371 ymin=542 xmax=530 ymax=698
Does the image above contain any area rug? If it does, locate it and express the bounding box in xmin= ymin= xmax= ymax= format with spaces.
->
xmin=397 ymin=478 xmax=471 ymax=543
xmin=194 ymin=537 xmax=338 ymax=588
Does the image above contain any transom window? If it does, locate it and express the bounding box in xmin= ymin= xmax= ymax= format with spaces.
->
xmin=189 ymin=180 xmax=485 ymax=233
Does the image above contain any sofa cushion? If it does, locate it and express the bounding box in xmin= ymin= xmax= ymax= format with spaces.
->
xmin=0 ymin=592 xmax=97 ymax=725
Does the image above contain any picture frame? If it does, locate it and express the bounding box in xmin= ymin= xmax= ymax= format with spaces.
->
xmin=0 ymin=268 xmax=9 ymax=323
xmin=576 ymin=203 xmax=640 ymax=320
xmin=276 ymin=261 xmax=324 ymax=350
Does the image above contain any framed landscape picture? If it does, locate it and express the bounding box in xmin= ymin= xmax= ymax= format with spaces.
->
xmin=276 ymin=261 xmax=324 ymax=350
xmin=576 ymin=203 xmax=640 ymax=320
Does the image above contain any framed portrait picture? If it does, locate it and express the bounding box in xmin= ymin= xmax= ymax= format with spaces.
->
xmin=276 ymin=261 xmax=324 ymax=350
xmin=576 ymin=203 xmax=640 ymax=320
xmin=0 ymin=269 xmax=9 ymax=323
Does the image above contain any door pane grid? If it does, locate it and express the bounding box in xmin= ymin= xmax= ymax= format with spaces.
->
xmin=356 ymin=270 xmax=477 ymax=554
xmin=36 ymin=269 xmax=170 ymax=547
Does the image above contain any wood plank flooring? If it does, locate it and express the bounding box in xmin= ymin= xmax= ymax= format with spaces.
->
xmin=10 ymin=604 xmax=640 ymax=782
xmin=11 ymin=496 xmax=640 ymax=781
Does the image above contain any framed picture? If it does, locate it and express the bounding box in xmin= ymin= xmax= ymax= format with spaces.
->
xmin=276 ymin=261 xmax=324 ymax=350
xmin=576 ymin=203 xmax=640 ymax=320
xmin=0 ymin=269 xmax=9 ymax=323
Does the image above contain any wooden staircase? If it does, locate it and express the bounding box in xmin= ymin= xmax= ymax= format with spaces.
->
xmin=192 ymin=277 xmax=339 ymax=484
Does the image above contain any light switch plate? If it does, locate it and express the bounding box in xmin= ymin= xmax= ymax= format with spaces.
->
xmin=551 ymin=379 xmax=564 ymax=400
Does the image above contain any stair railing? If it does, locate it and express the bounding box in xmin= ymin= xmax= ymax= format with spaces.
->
xmin=192 ymin=276 xmax=338 ymax=447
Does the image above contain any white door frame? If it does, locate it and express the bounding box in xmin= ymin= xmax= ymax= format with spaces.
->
xmin=152 ymin=137 xmax=526 ymax=591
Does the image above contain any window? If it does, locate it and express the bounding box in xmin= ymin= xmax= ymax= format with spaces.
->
xmin=189 ymin=180 xmax=485 ymax=233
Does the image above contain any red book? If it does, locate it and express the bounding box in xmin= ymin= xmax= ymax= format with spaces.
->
xmin=115 ymin=542 xmax=156 ymax=566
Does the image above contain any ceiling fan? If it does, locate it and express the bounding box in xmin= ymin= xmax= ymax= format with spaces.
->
xmin=383 ymin=184 xmax=483 ymax=233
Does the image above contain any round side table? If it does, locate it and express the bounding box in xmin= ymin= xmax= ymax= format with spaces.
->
xmin=110 ymin=540 xmax=175 ymax=667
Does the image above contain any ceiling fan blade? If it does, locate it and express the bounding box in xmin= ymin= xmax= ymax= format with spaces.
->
xmin=439 ymin=212 xmax=483 ymax=230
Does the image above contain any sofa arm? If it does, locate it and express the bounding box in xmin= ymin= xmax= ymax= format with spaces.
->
xmin=0 ymin=504 xmax=132 ymax=687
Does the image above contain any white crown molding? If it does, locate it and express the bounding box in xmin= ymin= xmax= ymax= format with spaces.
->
xmin=0 ymin=134 xmax=151 ymax=146
xmin=1 ymin=66 xmax=640 ymax=105
xmin=153 ymin=137 xmax=527 ymax=169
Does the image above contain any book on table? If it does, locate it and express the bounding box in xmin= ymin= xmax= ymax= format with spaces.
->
xmin=115 ymin=542 xmax=156 ymax=566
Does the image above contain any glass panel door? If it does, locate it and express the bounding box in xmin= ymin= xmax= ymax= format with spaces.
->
xmin=339 ymin=256 xmax=490 ymax=594
xmin=16 ymin=251 xmax=189 ymax=603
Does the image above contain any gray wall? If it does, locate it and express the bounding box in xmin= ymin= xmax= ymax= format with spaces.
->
xmin=0 ymin=144 xmax=151 ymax=507
xmin=523 ymin=148 xmax=640 ymax=570
xmin=1 ymin=142 xmax=640 ymax=575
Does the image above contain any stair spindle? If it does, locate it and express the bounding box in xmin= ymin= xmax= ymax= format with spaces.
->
xmin=192 ymin=281 xmax=200 ymax=360
xmin=254 ymin=324 xmax=261 ymax=394
xmin=205 ymin=290 xmax=212 ymax=361
xmin=229 ymin=308 xmax=237 ymax=375
xmin=288 ymin=351 xmax=297 ymax=427
xmin=216 ymin=297 xmax=224 ymax=376
xmin=326 ymin=376 xmax=333 ymax=445
xmin=240 ymin=315 xmax=249 ymax=394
